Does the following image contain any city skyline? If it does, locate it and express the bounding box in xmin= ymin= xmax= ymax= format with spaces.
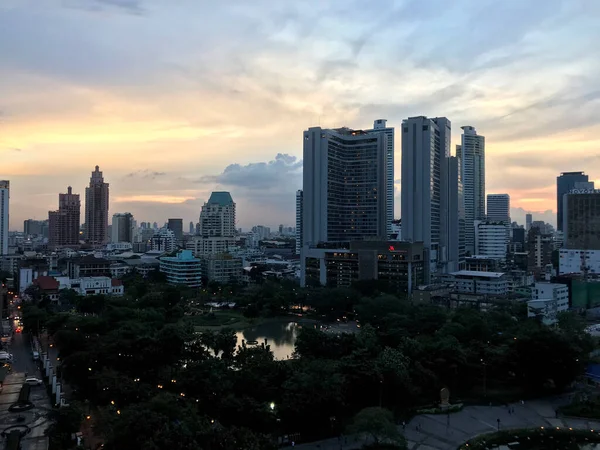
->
xmin=2 ymin=1 xmax=599 ymax=228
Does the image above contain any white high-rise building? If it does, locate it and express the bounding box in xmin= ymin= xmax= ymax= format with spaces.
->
xmin=193 ymin=192 xmax=236 ymax=256
xmin=0 ymin=181 xmax=9 ymax=255
xmin=401 ymin=116 xmax=457 ymax=279
xmin=474 ymin=220 xmax=508 ymax=261
xmin=302 ymin=127 xmax=387 ymax=246
xmin=295 ymin=190 xmax=303 ymax=255
xmin=457 ymin=126 xmax=485 ymax=255
xmin=366 ymin=119 xmax=394 ymax=238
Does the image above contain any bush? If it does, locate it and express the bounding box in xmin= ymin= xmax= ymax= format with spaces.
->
xmin=416 ymin=403 xmax=463 ymax=415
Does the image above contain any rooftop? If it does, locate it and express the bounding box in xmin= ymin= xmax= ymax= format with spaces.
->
xmin=207 ymin=191 xmax=234 ymax=206
xmin=160 ymin=250 xmax=199 ymax=262
xmin=450 ymin=270 xmax=505 ymax=278
xmin=34 ymin=276 xmax=59 ymax=291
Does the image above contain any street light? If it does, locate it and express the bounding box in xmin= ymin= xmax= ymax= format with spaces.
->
xmin=269 ymin=402 xmax=275 ymax=411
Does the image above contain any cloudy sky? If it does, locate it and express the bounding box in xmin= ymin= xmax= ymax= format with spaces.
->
xmin=2 ymin=0 xmax=600 ymax=230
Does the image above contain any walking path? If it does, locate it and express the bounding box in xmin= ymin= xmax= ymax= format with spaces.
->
xmin=285 ymin=396 xmax=600 ymax=450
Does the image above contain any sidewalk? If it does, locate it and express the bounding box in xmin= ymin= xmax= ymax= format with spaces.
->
xmin=283 ymin=395 xmax=600 ymax=450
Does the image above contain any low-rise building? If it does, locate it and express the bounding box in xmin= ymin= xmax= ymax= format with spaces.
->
xmin=67 ymin=255 xmax=111 ymax=279
xmin=76 ymin=277 xmax=124 ymax=296
xmin=33 ymin=276 xmax=60 ymax=301
xmin=527 ymin=282 xmax=569 ymax=325
xmin=300 ymin=241 xmax=425 ymax=293
xmin=200 ymin=254 xmax=243 ymax=284
xmin=445 ymin=270 xmax=509 ymax=296
xmin=159 ymin=250 xmax=202 ymax=287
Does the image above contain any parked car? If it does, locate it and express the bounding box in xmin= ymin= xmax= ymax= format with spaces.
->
xmin=25 ymin=377 xmax=42 ymax=386
xmin=32 ymin=351 xmax=39 ymax=361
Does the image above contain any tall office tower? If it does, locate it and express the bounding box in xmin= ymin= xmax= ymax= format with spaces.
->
xmin=302 ymin=126 xmax=387 ymax=246
xmin=456 ymin=126 xmax=485 ymax=255
xmin=85 ymin=165 xmax=109 ymax=246
xmin=487 ymin=194 xmax=510 ymax=222
xmin=0 ymin=181 xmax=9 ymax=255
xmin=401 ymin=116 xmax=452 ymax=278
xmin=441 ymin=156 xmax=463 ymax=272
xmin=564 ymin=191 xmax=600 ymax=249
xmin=557 ymin=171 xmax=589 ymax=231
xmin=198 ymin=192 xmax=236 ymax=237
xmin=48 ymin=186 xmax=81 ymax=249
xmin=111 ymin=213 xmax=134 ymax=243
xmin=295 ymin=190 xmax=303 ymax=255
xmin=366 ymin=119 xmax=394 ymax=238
xmin=168 ymin=218 xmax=184 ymax=241
xmin=526 ymin=213 xmax=532 ymax=231
xmin=189 ymin=221 xmax=195 ymax=234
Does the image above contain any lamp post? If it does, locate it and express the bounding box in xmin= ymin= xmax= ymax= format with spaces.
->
xmin=481 ymin=359 xmax=487 ymax=398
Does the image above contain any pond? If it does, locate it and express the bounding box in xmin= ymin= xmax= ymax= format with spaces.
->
xmin=235 ymin=320 xmax=361 ymax=360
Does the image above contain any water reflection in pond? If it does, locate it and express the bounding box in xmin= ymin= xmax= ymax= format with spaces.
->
xmin=236 ymin=321 xmax=317 ymax=360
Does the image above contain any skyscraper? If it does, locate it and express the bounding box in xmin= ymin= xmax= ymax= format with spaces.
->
xmin=401 ymin=116 xmax=453 ymax=277
xmin=366 ymin=119 xmax=394 ymax=238
xmin=563 ymin=191 xmax=600 ymax=249
xmin=487 ymin=194 xmax=510 ymax=223
xmin=457 ymin=126 xmax=485 ymax=255
xmin=557 ymin=172 xmax=589 ymax=231
xmin=526 ymin=213 xmax=532 ymax=231
xmin=189 ymin=221 xmax=195 ymax=234
xmin=168 ymin=218 xmax=184 ymax=241
xmin=49 ymin=186 xmax=81 ymax=248
xmin=111 ymin=213 xmax=134 ymax=243
xmin=295 ymin=190 xmax=303 ymax=255
xmin=85 ymin=166 xmax=109 ymax=246
xmin=0 ymin=181 xmax=9 ymax=255
xmin=302 ymin=126 xmax=387 ymax=246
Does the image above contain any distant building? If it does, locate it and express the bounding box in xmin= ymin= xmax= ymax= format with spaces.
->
xmin=527 ymin=282 xmax=569 ymax=325
xmin=474 ymin=221 xmax=508 ymax=261
xmin=446 ymin=270 xmax=509 ymax=296
xmin=84 ymin=166 xmax=109 ymax=246
xmin=194 ymin=192 xmax=236 ymax=257
xmin=527 ymin=227 xmax=553 ymax=276
xmin=159 ymin=250 xmax=202 ymax=287
xmin=67 ymin=256 xmax=111 ymax=279
xmin=564 ymin=190 xmax=600 ymax=250
xmin=111 ymin=213 xmax=134 ymax=243
xmin=301 ymin=241 xmax=425 ymax=293
xmin=0 ymin=181 xmax=9 ymax=255
xmin=526 ymin=213 xmax=532 ymax=231
xmin=189 ymin=221 xmax=195 ymax=234
xmin=559 ymin=249 xmax=600 ymax=276
xmin=151 ymin=228 xmax=177 ymax=253
xmin=486 ymin=194 xmax=510 ymax=223
xmin=457 ymin=126 xmax=485 ymax=255
xmin=557 ymin=171 xmax=590 ymax=231
xmin=167 ymin=218 xmax=184 ymax=241
xmin=77 ymin=277 xmax=124 ymax=296
xmin=48 ymin=187 xmax=81 ymax=249
xmin=23 ymin=219 xmax=48 ymax=237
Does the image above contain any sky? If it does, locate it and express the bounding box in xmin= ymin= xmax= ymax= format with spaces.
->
xmin=1 ymin=0 xmax=600 ymax=230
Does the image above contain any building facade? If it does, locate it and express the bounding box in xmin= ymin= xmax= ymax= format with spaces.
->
xmin=159 ymin=250 xmax=202 ymax=287
xmin=200 ymin=254 xmax=243 ymax=284
xmin=527 ymin=227 xmax=553 ymax=275
xmin=198 ymin=192 xmax=236 ymax=238
xmin=0 ymin=181 xmax=9 ymax=255
xmin=474 ymin=221 xmax=508 ymax=261
xmin=111 ymin=213 xmax=134 ymax=243
xmin=295 ymin=189 xmax=303 ymax=255
xmin=526 ymin=213 xmax=532 ymax=231
xmin=301 ymin=241 xmax=425 ymax=293
xmin=401 ymin=116 xmax=457 ymax=277
xmin=559 ymin=249 xmax=600 ymax=276
xmin=167 ymin=218 xmax=184 ymax=241
xmin=151 ymin=228 xmax=177 ymax=253
xmin=528 ymin=282 xmax=569 ymax=325
xmin=487 ymin=194 xmax=510 ymax=222
xmin=23 ymin=219 xmax=48 ymax=237
xmin=303 ymin=126 xmax=387 ymax=248
xmin=557 ymin=171 xmax=589 ymax=231
xmin=446 ymin=270 xmax=509 ymax=296
xmin=84 ymin=166 xmax=109 ymax=246
xmin=456 ymin=126 xmax=485 ymax=255
xmin=366 ymin=119 xmax=395 ymax=238
xmin=49 ymin=187 xmax=81 ymax=249
xmin=564 ymin=191 xmax=600 ymax=250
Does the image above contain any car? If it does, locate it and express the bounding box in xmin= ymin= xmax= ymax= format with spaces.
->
xmin=32 ymin=351 xmax=39 ymax=361
xmin=25 ymin=377 xmax=42 ymax=386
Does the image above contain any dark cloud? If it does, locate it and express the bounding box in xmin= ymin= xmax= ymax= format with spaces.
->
xmin=200 ymin=153 xmax=302 ymax=190
xmin=125 ymin=170 xmax=166 ymax=179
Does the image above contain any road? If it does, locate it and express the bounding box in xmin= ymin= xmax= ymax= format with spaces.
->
xmin=0 ymin=321 xmax=51 ymax=449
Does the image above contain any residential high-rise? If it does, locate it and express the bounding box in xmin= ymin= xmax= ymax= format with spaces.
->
xmin=401 ymin=116 xmax=454 ymax=277
xmin=474 ymin=220 xmax=508 ymax=261
xmin=557 ymin=172 xmax=589 ymax=231
xmin=111 ymin=213 xmax=134 ymax=243
xmin=48 ymin=186 xmax=81 ymax=249
xmin=85 ymin=166 xmax=109 ymax=246
xmin=456 ymin=126 xmax=485 ymax=255
xmin=23 ymin=219 xmax=48 ymax=237
xmin=295 ymin=190 xmax=303 ymax=255
xmin=442 ymin=156 xmax=463 ymax=272
xmin=189 ymin=221 xmax=195 ymax=235
xmin=366 ymin=119 xmax=394 ymax=237
xmin=526 ymin=213 xmax=533 ymax=231
xmin=198 ymin=192 xmax=235 ymax=237
xmin=0 ymin=181 xmax=9 ymax=255
xmin=302 ymin=126 xmax=387 ymax=246
xmin=167 ymin=218 xmax=184 ymax=241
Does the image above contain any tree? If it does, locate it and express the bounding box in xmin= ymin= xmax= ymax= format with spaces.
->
xmin=347 ymin=407 xmax=406 ymax=448
xmin=46 ymin=404 xmax=83 ymax=450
